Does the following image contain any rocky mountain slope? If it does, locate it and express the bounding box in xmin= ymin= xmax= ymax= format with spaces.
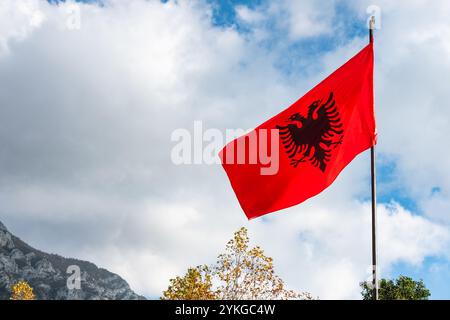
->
xmin=0 ymin=221 xmax=144 ymax=300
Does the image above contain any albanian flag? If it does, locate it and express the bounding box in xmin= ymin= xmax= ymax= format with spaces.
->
xmin=220 ymin=43 xmax=376 ymax=220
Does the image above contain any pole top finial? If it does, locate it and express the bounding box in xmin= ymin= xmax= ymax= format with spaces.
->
xmin=369 ymin=16 xmax=376 ymax=30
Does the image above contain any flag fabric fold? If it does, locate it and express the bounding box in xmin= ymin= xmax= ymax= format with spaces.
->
xmin=220 ymin=43 xmax=376 ymax=220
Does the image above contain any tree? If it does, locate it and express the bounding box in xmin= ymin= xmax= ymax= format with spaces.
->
xmin=214 ymin=227 xmax=311 ymax=299
xmin=162 ymin=227 xmax=313 ymax=300
xmin=360 ymin=275 xmax=430 ymax=300
xmin=10 ymin=280 xmax=36 ymax=300
xmin=161 ymin=266 xmax=216 ymax=300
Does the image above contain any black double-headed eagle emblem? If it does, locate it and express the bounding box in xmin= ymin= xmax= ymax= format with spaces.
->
xmin=276 ymin=92 xmax=344 ymax=172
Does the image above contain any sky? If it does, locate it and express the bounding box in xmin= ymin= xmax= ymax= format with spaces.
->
xmin=0 ymin=0 xmax=450 ymax=299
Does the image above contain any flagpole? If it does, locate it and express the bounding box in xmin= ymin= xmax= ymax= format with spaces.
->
xmin=369 ymin=16 xmax=379 ymax=301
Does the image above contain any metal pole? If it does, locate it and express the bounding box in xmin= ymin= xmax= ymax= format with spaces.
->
xmin=369 ymin=16 xmax=379 ymax=301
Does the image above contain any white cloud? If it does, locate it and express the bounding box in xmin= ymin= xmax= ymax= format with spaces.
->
xmin=0 ymin=0 xmax=45 ymax=55
xmin=248 ymin=200 xmax=449 ymax=299
xmin=234 ymin=0 xmax=336 ymax=40
xmin=235 ymin=5 xmax=264 ymax=24
xmin=0 ymin=0 xmax=449 ymax=300
xmin=378 ymin=203 xmax=450 ymax=266
xmin=277 ymin=0 xmax=336 ymax=39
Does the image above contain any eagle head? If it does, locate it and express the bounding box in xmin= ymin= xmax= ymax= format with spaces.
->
xmin=309 ymin=100 xmax=321 ymax=111
xmin=287 ymin=113 xmax=306 ymax=123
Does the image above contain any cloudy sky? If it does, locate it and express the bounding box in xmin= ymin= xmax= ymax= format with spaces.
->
xmin=1 ymin=0 xmax=450 ymax=299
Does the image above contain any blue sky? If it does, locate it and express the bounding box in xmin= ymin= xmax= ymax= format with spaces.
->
xmin=2 ymin=0 xmax=449 ymax=299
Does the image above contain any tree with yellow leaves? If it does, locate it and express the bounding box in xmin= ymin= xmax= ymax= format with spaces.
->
xmin=162 ymin=227 xmax=313 ymax=300
xmin=10 ymin=280 xmax=36 ymax=300
xmin=214 ymin=227 xmax=311 ymax=300
xmin=161 ymin=266 xmax=216 ymax=300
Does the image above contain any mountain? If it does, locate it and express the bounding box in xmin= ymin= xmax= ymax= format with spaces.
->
xmin=0 ymin=221 xmax=144 ymax=300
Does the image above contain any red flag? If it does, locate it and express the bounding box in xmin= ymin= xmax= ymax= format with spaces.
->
xmin=220 ymin=43 xmax=376 ymax=220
